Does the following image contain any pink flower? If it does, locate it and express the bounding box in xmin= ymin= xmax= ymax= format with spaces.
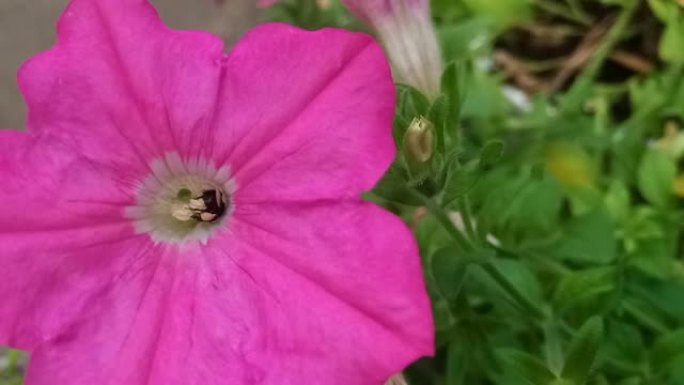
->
xmin=0 ymin=0 xmax=433 ymax=384
xmin=259 ymin=0 xmax=443 ymax=97
xmin=342 ymin=0 xmax=443 ymax=98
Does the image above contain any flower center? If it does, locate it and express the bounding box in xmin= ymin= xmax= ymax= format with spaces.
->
xmin=125 ymin=153 xmax=236 ymax=245
xmin=170 ymin=188 xmax=227 ymax=223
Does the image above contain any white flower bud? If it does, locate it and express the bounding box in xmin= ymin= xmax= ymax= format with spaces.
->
xmin=343 ymin=0 xmax=443 ymax=98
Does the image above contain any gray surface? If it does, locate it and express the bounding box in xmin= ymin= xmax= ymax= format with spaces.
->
xmin=0 ymin=0 xmax=259 ymax=128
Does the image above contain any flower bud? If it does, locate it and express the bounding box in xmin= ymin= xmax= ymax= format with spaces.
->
xmin=403 ymin=117 xmax=435 ymax=174
xmin=342 ymin=0 xmax=443 ymax=98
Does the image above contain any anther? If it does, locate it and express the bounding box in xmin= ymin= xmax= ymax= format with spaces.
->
xmin=171 ymin=189 xmax=227 ymax=223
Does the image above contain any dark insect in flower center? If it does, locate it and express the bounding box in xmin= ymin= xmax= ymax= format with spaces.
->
xmin=194 ymin=190 xmax=226 ymax=222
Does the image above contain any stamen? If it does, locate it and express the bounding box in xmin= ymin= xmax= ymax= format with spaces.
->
xmin=126 ymin=153 xmax=236 ymax=245
xmin=170 ymin=189 xmax=227 ymax=223
xmin=189 ymin=198 xmax=207 ymax=211
xmin=171 ymin=203 xmax=196 ymax=222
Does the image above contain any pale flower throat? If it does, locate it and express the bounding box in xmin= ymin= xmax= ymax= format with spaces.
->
xmin=125 ymin=153 xmax=236 ymax=245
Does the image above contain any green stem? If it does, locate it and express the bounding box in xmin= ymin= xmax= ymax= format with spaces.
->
xmin=543 ymin=318 xmax=565 ymax=374
xmin=534 ymin=0 xmax=592 ymax=26
xmin=623 ymin=300 xmax=670 ymax=334
xmin=419 ymin=191 xmax=545 ymax=320
xmin=456 ymin=195 xmax=478 ymax=244
xmin=423 ymin=197 xmax=474 ymax=252
xmin=517 ymin=249 xmax=572 ymax=277
xmin=565 ymin=0 xmax=592 ymax=22
xmin=481 ymin=260 xmax=545 ymax=320
xmin=593 ymin=95 xmax=610 ymax=173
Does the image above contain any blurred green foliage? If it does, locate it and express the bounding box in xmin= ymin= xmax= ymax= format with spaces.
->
xmin=269 ymin=0 xmax=684 ymax=384
xmin=1 ymin=350 xmax=25 ymax=385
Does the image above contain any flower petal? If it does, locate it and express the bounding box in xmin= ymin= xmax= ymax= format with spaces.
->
xmin=23 ymin=203 xmax=432 ymax=385
xmin=0 ymin=131 xmax=143 ymax=350
xmin=23 ymin=245 xmax=258 ymax=385
xmin=18 ymin=0 xmax=225 ymax=165
xmin=230 ymin=201 xmax=434 ymax=383
xmin=211 ymin=24 xmax=396 ymax=202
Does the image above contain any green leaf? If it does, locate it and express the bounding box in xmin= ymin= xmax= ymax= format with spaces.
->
xmin=628 ymin=238 xmax=672 ymax=279
xmin=622 ymin=297 xmax=670 ymax=335
xmin=561 ymin=316 xmax=604 ymax=385
xmin=428 ymin=95 xmax=450 ymax=153
xmin=371 ymin=164 xmax=423 ymax=206
xmin=395 ymin=84 xmax=431 ymax=124
xmin=414 ymin=212 xmax=454 ymax=256
xmin=446 ymin=341 xmax=471 ymax=385
xmin=498 ymin=349 xmax=558 ymax=385
xmin=553 ymin=267 xmax=618 ymax=314
xmin=437 ymin=18 xmax=494 ymax=61
xmin=637 ymin=150 xmax=677 ymax=209
xmin=442 ymin=160 xmax=480 ymax=206
xmin=470 ymin=258 xmax=545 ymax=319
xmin=650 ymin=329 xmax=684 ymax=375
xmin=544 ymin=320 xmax=565 ymax=375
xmin=461 ymin=70 xmax=508 ymax=119
xmin=604 ymin=180 xmax=631 ymax=221
xmin=479 ymin=140 xmax=504 ymax=167
xmin=491 ymin=258 xmax=544 ymax=304
xmin=461 ymin=0 xmax=532 ymax=29
xmin=659 ymin=7 xmax=684 ymax=63
xmin=647 ymin=0 xmax=669 ymax=21
xmin=431 ymin=0 xmax=467 ymax=20
xmin=473 ymin=166 xmax=563 ymax=238
xmin=431 ymin=299 xmax=455 ymax=332
xmin=631 ymin=279 xmax=684 ymax=324
xmin=430 ymin=247 xmax=469 ymax=299
xmin=617 ymin=378 xmax=643 ymax=385
xmin=548 ymin=209 xmax=617 ymax=264
xmin=602 ymin=321 xmax=646 ymax=376
xmin=440 ymin=61 xmax=467 ymax=125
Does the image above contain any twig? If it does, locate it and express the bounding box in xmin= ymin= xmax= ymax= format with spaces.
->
xmin=493 ymin=50 xmax=546 ymax=93
xmin=609 ymin=49 xmax=655 ymax=74
xmin=565 ymin=0 xmax=639 ymax=98
xmin=547 ymin=17 xmax=612 ymax=92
